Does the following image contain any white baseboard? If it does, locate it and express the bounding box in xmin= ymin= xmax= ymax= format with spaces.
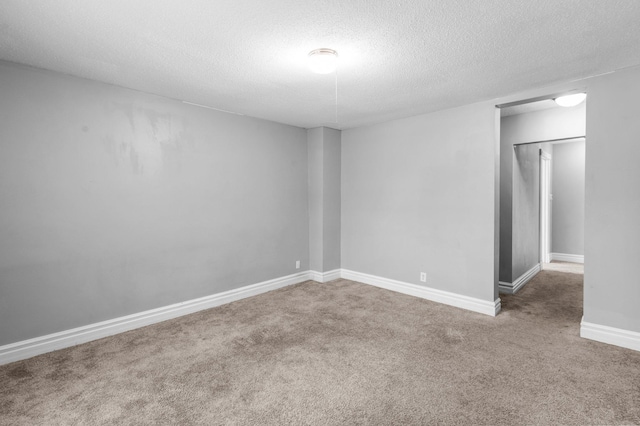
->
xmin=498 ymin=281 xmax=512 ymax=294
xmin=499 ymin=263 xmax=541 ymax=294
xmin=341 ymin=269 xmax=500 ymax=317
xmin=0 ymin=268 xmax=504 ymax=365
xmin=550 ymin=253 xmax=584 ymax=264
xmin=0 ymin=271 xmax=312 ymax=366
xmin=308 ymin=269 xmax=341 ymax=283
xmin=581 ymin=318 xmax=640 ymax=352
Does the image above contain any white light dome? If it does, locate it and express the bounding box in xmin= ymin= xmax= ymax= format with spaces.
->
xmin=308 ymin=48 xmax=338 ymax=74
xmin=555 ymin=93 xmax=587 ymax=107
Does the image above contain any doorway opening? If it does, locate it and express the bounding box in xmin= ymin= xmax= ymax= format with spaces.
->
xmin=497 ymin=95 xmax=586 ymax=300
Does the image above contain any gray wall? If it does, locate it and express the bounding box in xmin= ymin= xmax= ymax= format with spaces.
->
xmin=499 ymin=130 xmax=514 ymax=282
xmin=307 ymin=128 xmax=324 ymax=272
xmin=584 ymin=66 xmax=640 ymax=333
xmin=500 ymin=105 xmax=585 ymax=282
xmin=342 ymin=103 xmax=499 ymax=302
xmin=322 ymin=128 xmax=341 ymax=272
xmin=307 ymin=127 xmax=341 ymax=272
xmin=3 ymin=59 xmax=639 ymax=348
xmin=511 ymin=144 xmax=540 ymax=279
xmin=551 ymin=141 xmax=585 ymax=256
xmin=0 ymin=62 xmax=309 ymax=346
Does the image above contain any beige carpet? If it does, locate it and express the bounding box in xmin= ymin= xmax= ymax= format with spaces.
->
xmin=1 ymin=267 xmax=639 ymax=425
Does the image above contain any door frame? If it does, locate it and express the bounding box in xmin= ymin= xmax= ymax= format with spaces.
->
xmin=540 ymin=149 xmax=552 ymax=264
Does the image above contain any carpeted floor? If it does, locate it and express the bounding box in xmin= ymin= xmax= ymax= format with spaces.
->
xmin=1 ymin=264 xmax=639 ymax=425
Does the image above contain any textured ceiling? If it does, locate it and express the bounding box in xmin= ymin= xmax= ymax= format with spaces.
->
xmin=1 ymin=1 xmax=640 ymax=129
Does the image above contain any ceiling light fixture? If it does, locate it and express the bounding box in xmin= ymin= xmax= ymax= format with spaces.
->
xmin=554 ymin=93 xmax=587 ymax=107
xmin=308 ymin=48 xmax=338 ymax=74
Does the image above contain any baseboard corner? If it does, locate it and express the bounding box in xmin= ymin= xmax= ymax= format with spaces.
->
xmin=494 ymin=298 xmax=502 ymax=315
xmin=498 ymin=281 xmax=514 ymax=295
xmin=309 ymin=269 xmax=341 ymax=283
xmin=499 ymin=263 xmax=541 ymax=295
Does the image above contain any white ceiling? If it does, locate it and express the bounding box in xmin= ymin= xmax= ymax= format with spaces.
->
xmin=1 ymin=1 xmax=640 ymax=129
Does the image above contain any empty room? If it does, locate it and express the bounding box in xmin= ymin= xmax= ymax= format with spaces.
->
xmin=1 ymin=1 xmax=639 ymax=424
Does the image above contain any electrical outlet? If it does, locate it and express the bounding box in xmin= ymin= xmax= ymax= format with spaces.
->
xmin=296 ymin=260 xmax=300 ymax=269
xmin=420 ymin=272 xmax=427 ymax=282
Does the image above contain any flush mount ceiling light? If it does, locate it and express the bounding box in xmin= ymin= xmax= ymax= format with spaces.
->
xmin=554 ymin=93 xmax=587 ymax=107
xmin=308 ymin=48 xmax=338 ymax=74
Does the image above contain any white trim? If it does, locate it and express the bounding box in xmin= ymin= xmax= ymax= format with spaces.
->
xmin=309 ymin=270 xmax=323 ymax=282
xmin=550 ymin=253 xmax=584 ymax=264
xmin=581 ymin=318 xmax=640 ymax=352
xmin=540 ymin=150 xmax=552 ymax=264
xmin=498 ymin=263 xmax=541 ymax=294
xmin=498 ymin=281 xmax=513 ymax=293
xmin=0 ymin=268 xmax=505 ymax=365
xmin=340 ymin=269 xmax=500 ymax=316
xmin=0 ymin=271 xmax=311 ymax=366
xmin=308 ymin=269 xmax=341 ymax=283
